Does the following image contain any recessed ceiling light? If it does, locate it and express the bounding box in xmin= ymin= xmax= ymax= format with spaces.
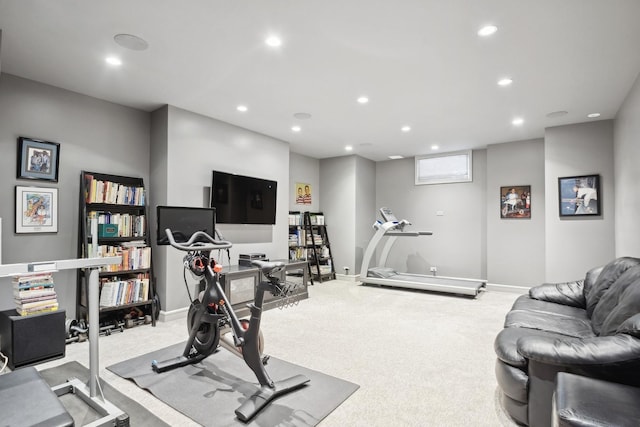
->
xmin=291 ymin=126 xmax=301 ymax=132
xmin=546 ymin=110 xmax=568 ymax=118
xmin=113 ymin=34 xmax=148 ymax=51
xmin=345 ymin=145 xmax=353 ymax=151
xmin=236 ymin=105 xmax=248 ymax=112
xmin=357 ymin=96 xmax=369 ymax=104
xmin=389 ymin=155 xmax=404 ymax=160
xmin=512 ymin=117 xmax=524 ymax=126
xmin=293 ymin=112 xmax=312 ymax=120
xmin=497 ymin=78 xmax=513 ymax=86
xmin=105 ymin=56 xmax=122 ymax=66
xmin=265 ymin=36 xmax=282 ymax=47
xmin=587 ymin=112 xmax=601 ymax=118
xmin=401 ymin=126 xmax=411 ymax=133
xmin=431 ymin=145 xmax=439 ymax=150
xmin=478 ymin=25 xmax=498 ymax=37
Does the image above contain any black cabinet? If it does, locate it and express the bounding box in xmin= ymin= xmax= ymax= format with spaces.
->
xmin=0 ymin=309 xmax=65 ymax=369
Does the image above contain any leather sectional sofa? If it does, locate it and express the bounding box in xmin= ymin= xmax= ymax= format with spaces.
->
xmin=494 ymin=256 xmax=640 ymax=426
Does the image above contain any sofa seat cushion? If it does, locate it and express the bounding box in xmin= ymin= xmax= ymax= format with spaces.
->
xmin=512 ymin=294 xmax=589 ymax=319
xmin=504 ymin=310 xmax=595 ymax=339
xmin=495 ymin=327 xmax=571 ymax=368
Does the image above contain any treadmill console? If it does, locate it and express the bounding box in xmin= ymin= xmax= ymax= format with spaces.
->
xmin=379 ymin=207 xmax=399 ymax=223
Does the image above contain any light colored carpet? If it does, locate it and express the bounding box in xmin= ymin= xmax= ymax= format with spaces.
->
xmin=37 ymin=279 xmax=523 ymax=426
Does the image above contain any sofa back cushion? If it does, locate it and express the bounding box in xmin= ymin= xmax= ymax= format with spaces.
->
xmin=592 ymin=267 xmax=640 ymax=335
xmin=585 ymin=257 xmax=640 ymax=318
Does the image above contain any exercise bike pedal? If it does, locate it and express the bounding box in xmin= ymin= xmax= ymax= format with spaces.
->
xmin=261 ymin=354 xmax=270 ymax=365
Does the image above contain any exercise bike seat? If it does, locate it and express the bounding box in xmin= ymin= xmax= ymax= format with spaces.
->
xmin=251 ymin=260 xmax=285 ymax=277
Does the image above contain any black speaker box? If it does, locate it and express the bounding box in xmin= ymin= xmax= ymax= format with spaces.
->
xmin=0 ymin=309 xmax=66 ymax=369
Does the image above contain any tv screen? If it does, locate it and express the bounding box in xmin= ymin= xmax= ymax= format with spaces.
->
xmin=210 ymin=171 xmax=277 ymax=225
xmin=156 ymin=206 xmax=216 ymax=245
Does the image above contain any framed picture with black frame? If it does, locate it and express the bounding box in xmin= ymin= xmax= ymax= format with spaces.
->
xmin=500 ymin=185 xmax=531 ymax=219
xmin=558 ymin=174 xmax=600 ymax=217
xmin=17 ymin=136 xmax=60 ymax=182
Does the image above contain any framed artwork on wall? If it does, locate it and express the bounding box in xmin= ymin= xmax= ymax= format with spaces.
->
xmin=15 ymin=186 xmax=58 ymax=233
xmin=295 ymin=182 xmax=312 ymax=205
xmin=558 ymin=174 xmax=600 ymax=216
xmin=500 ymin=185 xmax=531 ymax=219
xmin=17 ymin=136 xmax=61 ymax=182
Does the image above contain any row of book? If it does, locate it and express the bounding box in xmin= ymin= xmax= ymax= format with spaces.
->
xmin=289 ymin=229 xmax=323 ymax=247
xmin=288 ymin=212 xmax=325 ymax=226
xmin=87 ymin=244 xmax=151 ymax=272
xmin=99 ymin=275 xmax=150 ymax=307
xmin=84 ymin=174 xmax=145 ymax=206
xmin=13 ymin=273 xmax=59 ymax=316
xmin=88 ymin=211 xmax=146 ymax=238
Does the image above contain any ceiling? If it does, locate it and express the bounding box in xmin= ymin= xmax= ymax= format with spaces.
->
xmin=1 ymin=1 xmax=640 ymax=162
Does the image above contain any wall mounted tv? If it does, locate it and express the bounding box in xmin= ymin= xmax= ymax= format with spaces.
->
xmin=210 ymin=171 xmax=278 ymax=225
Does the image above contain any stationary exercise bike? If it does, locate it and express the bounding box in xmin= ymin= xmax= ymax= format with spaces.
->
xmin=151 ymin=228 xmax=309 ymax=422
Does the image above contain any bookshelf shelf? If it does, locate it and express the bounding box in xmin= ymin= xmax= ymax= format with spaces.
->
xmin=288 ymin=211 xmax=336 ymax=283
xmin=77 ymin=171 xmax=157 ymax=328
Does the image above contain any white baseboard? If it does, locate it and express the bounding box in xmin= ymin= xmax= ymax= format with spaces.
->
xmin=335 ymin=273 xmax=360 ymax=282
xmin=485 ymin=282 xmax=530 ymax=294
xmin=158 ymin=306 xmax=189 ymax=322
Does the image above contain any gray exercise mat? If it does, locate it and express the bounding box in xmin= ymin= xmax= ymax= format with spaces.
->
xmin=39 ymin=361 xmax=171 ymax=427
xmin=107 ymin=342 xmax=359 ymax=426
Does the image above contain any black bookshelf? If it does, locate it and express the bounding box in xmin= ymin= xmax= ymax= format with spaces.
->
xmin=77 ymin=171 xmax=157 ymax=327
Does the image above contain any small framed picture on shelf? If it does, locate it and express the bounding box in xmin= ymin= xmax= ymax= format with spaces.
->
xmin=17 ymin=136 xmax=61 ymax=182
xmin=15 ymin=185 xmax=58 ymax=234
xmin=558 ymin=174 xmax=600 ymax=217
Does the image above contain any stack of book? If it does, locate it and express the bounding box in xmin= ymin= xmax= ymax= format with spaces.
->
xmin=13 ymin=273 xmax=59 ymax=316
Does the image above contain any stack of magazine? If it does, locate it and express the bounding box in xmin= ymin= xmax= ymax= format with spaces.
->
xmin=13 ymin=273 xmax=59 ymax=316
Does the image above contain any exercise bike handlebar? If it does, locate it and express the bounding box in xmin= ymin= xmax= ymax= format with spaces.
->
xmin=164 ymin=228 xmax=232 ymax=252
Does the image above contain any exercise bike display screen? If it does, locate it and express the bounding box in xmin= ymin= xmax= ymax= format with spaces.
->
xmin=156 ymin=206 xmax=216 ymax=245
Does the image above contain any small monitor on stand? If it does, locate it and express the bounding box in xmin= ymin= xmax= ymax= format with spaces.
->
xmin=156 ymin=206 xmax=216 ymax=245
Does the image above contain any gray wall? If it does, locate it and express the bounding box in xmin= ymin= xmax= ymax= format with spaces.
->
xmin=486 ymin=139 xmax=545 ymax=286
xmin=0 ymin=74 xmax=150 ymax=318
xmin=544 ymin=120 xmax=615 ymax=281
xmin=614 ymin=72 xmax=640 ymax=257
xmin=151 ymin=105 xmax=290 ymax=314
xmin=354 ymin=156 xmax=376 ymax=275
xmin=320 ymin=156 xmax=357 ymax=274
xmin=290 ymin=153 xmax=375 ymax=276
xmin=375 ymin=151 xmax=487 ymax=279
xmin=289 ymin=152 xmax=320 ymax=213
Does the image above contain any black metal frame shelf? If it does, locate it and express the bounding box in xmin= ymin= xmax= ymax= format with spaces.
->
xmin=77 ymin=170 xmax=157 ymax=327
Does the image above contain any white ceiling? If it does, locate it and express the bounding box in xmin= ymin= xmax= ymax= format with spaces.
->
xmin=1 ymin=0 xmax=639 ymax=161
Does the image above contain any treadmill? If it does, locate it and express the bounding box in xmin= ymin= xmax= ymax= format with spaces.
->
xmin=359 ymin=207 xmax=486 ymax=297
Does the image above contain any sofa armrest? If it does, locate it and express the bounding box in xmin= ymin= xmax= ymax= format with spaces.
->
xmin=529 ymin=280 xmax=585 ymax=308
xmin=518 ymin=333 xmax=640 ymax=367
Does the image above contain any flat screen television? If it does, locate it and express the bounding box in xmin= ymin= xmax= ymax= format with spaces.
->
xmin=156 ymin=206 xmax=216 ymax=245
xmin=210 ymin=171 xmax=277 ymax=225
